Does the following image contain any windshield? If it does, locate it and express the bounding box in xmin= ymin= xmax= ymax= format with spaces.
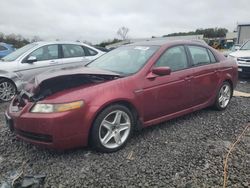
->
xmin=1 ymin=43 xmax=37 ymax=61
xmin=241 ymin=40 xmax=250 ymax=50
xmin=88 ymin=45 xmax=159 ymax=75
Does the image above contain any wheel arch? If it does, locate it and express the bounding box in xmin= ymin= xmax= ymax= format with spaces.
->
xmin=0 ymin=76 xmax=17 ymax=90
xmin=87 ymin=99 xmax=143 ymax=144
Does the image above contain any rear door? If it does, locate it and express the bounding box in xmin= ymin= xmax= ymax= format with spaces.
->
xmin=18 ymin=44 xmax=61 ymax=82
xmin=61 ymin=44 xmax=89 ymax=67
xmin=142 ymin=45 xmax=194 ymax=122
xmin=186 ymin=45 xmax=220 ymax=106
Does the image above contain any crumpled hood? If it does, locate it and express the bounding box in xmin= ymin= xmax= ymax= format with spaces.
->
xmin=229 ymin=50 xmax=250 ymax=58
xmin=34 ymin=66 xmax=120 ymax=86
xmin=19 ymin=66 xmax=121 ymax=102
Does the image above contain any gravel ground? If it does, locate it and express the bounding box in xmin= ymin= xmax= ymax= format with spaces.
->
xmin=0 ymin=80 xmax=249 ymax=188
xmin=236 ymin=77 xmax=250 ymax=93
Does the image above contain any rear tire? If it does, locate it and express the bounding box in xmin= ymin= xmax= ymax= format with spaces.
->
xmin=0 ymin=78 xmax=16 ymax=102
xmin=90 ymin=104 xmax=134 ymax=152
xmin=213 ymin=81 xmax=232 ymax=111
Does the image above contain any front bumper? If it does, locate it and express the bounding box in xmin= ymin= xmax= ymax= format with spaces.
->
xmin=238 ymin=66 xmax=250 ymax=75
xmin=5 ymin=99 xmax=95 ymax=150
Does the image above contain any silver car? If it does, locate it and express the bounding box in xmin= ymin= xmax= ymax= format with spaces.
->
xmin=0 ymin=41 xmax=105 ymax=102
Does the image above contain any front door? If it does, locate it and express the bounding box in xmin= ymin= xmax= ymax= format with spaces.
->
xmin=141 ymin=45 xmax=193 ymax=123
xmin=18 ymin=44 xmax=61 ymax=82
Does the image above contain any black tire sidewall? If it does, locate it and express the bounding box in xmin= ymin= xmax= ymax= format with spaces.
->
xmin=90 ymin=104 xmax=134 ymax=152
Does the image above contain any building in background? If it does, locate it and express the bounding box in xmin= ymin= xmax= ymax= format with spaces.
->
xmin=237 ymin=23 xmax=250 ymax=44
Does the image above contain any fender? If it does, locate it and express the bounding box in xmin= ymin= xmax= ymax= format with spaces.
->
xmin=0 ymin=70 xmax=24 ymax=91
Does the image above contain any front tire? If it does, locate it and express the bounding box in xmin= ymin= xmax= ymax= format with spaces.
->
xmin=90 ymin=104 xmax=134 ymax=152
xmin=214 ymin=82 xmax=232 ymax=110
xmin=0 ymin=79 xmax=16 ymax=102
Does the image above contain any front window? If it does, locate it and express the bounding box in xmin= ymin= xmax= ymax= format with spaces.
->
xmin=88 ymin=45 xmax=159 ymax=75
xmin=28 ymin=45 xmax=59 ymax=61
xmin=2 ymin=43 xmax=37 ymax=61
xmin=155 ymin=46 xmax=188 ymax=71
xmin=241 ymin=40 xmax=250 ymax=50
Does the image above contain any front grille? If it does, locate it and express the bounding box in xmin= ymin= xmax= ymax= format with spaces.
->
xmin=238 ymin=57 xmax=250 ymax=62
xmin=15 ymin=129 xmax=53 ymax=143
xmin=239 ymin=66 xmax=250 ymax=73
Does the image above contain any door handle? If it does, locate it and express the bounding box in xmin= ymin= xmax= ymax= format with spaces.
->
xmin=49 ymin=60 xmax=59 ymax=64
xmin=214 ymin=69 xmax=219 ymax=73
xmin=184 ymin=76 xmax=193 ymax=81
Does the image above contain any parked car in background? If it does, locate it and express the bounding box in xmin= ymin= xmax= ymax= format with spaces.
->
xmin=229 ymin=40 xmax=250 ymax=76
xmin=0 ymin=41 xmax=105 ymax=102
xmin=5 ymin=40 xmax=238 ymax=152
xmin=92 ymin=45 xmax=111 ymax=52
xmin=0 ymin=42 xmax=15 ymax=58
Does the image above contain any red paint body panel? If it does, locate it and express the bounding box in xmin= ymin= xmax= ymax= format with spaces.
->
xmin=6 ymin=41 xmax=238 ymax=150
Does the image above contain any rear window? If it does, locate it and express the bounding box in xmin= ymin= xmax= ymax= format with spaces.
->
xmin=188 ymin=46 xmax=212 ymax=66
xmin=62 ymin=44 xmax=85 ymax=58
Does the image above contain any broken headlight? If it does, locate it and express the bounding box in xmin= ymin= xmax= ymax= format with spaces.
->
xmin=31 ymin=101 xmax=84 ymax=113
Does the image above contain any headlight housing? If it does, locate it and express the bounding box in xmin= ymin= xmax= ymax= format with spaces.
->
xmin=31 ymin=100 xmax=84 ymax=113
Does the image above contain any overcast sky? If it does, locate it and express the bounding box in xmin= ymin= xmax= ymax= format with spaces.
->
xmin=0 ymin=0 xmax=249 ymax=44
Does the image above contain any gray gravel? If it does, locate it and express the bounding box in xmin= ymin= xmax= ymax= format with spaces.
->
xmin=236 ymin=77 xmax=250 ymax=93
xmin=0 ymin=80 xmax=249 ymax=188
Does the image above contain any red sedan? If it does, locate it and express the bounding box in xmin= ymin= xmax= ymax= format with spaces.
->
xmin=5 ymin=40 xmax=238 ymax=152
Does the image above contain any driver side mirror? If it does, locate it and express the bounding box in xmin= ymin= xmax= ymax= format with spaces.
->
xmin=152 ymin=67 xmax=171 ymax=76
xmin=26 ymin=56 xmax=37 ymax=64
xmin=147 ymin=67 xmax=171 ymax=79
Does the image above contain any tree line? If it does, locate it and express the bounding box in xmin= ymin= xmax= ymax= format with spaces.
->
xmin=163 ymin=28 xmax=228 ymax=38
xmin=0 ymin=27 xmax=229 ymax=49
xmin=0 ymin=32 xmax=42 ymax=48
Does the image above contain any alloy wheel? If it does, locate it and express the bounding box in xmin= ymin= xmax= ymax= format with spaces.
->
xmin=0 ymin=80 xmax=16 ymax=102
xmin=218 ymin=84 xmax=231 ymax=108
xmin=99 ymin=110 xmax=131 ymax=149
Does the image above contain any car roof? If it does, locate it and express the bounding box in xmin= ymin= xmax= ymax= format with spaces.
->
xmin=128 ymin=39 xmax=208 ymax=47
xmin=33 ymin=41 xmax=91 ymax=46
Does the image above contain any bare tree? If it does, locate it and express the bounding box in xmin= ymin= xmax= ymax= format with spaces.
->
xmin=117 ymin=26 xmax=129 ymax=40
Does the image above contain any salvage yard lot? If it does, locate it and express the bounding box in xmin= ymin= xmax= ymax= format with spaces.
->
xmin=0 ymin=79 xmax=249 ymax=187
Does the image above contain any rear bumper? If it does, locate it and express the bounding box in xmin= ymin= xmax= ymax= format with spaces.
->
xmin=5 ymin=100 xmax=96 ymax=150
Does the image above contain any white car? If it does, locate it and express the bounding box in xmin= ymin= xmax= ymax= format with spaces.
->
xmin=0 ymin=41 xmax=105 ymax=102
xmin=229 ymin=40 xmax=250 ymax=76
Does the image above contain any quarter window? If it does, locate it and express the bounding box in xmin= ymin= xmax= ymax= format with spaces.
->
xmin=188 ymin=46 xmax=211 ymax=66
xmin=62 ymin=44 xmax=85 ymax=58
xmin=84 ymin=47 xmax=98 ymax=56
xmin=208 ymin=49 xmax=216 ymax=63
xmin=155 ymin=46 xmax=188 ymax=72
xmin=28 ymin=45 xmax=59 ymax=61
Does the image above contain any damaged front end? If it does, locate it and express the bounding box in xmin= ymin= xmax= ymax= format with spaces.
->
xmin=12 ymin=67 xmax=121 ymax=111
